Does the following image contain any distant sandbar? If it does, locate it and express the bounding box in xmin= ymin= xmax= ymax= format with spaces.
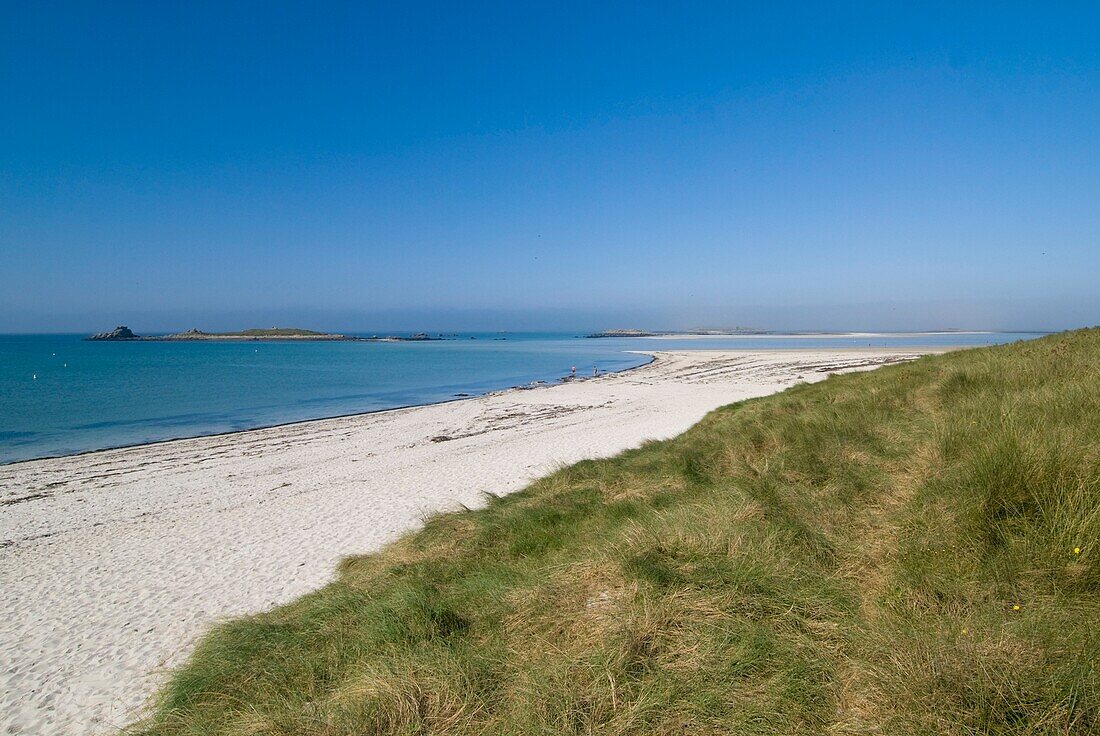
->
xmin=85 ymin=326 xmax=444 ymax=342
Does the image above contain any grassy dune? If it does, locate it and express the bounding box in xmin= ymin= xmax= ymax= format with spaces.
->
xmin=132 ymin=330 xmax=1099 ymax=735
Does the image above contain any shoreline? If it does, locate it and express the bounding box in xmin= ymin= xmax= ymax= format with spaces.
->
xmin=3 ymin=344 xmax=962 ymax=468
xmin=0 ymin=355 xmax=658 ymax=468
xmin=1 ymin=347 xmax=945 ymax=735
xmin=640 ymin=330 xmax=1006 ymax=339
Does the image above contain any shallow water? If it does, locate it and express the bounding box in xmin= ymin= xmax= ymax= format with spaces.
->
xmin=0 ymin=331 xmax=1044 ymax=463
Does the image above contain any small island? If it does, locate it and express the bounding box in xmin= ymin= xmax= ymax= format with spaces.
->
xmin=584 ymin=329 xmax=659 ymax=338
xmin=86 ymin=326 xmax=446 ymax=342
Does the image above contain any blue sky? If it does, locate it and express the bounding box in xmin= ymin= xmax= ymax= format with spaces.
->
xmin=2 ymin=1 xmax=1098 ymax=332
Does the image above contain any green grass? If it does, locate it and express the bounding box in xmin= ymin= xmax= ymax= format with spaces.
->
xmin=130 ymin=329 xmax=1100 ymax=735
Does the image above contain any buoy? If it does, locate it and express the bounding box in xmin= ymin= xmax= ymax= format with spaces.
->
xmin=33 ymin=374 xmax=37 ymax=380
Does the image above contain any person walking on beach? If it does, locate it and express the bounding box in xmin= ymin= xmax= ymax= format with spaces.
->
xmin=593 ymin=365 xmax=599 ymax=377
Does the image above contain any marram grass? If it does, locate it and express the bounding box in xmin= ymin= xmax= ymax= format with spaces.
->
xmin=131 ymin=329 xmax=1100 ymax=735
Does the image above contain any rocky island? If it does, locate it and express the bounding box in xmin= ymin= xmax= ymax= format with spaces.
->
xmin=86 ymin=326 xmax=446 ymax=342
xmin=87 ymin=326 xmax=141 ymax=340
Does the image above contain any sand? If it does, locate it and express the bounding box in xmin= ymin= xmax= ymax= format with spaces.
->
xmin=0 ymin=348 xmax=938 ymax=735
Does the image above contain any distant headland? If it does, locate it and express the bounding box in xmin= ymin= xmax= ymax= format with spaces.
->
xmin=585 ymin=328 xmax=769 ymax=338
xmin=86 ymin=326 xmax=444 ymax=342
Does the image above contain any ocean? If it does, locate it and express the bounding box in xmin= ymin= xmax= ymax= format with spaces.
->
xmin=0 ymin=331 xmax=1044 ymax=464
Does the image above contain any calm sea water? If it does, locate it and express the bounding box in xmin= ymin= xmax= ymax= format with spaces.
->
xmin=0 ymin=331 xmax=1044 ymax=464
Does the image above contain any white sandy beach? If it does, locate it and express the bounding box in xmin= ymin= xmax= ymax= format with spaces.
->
xmin=0 ymin=348 xmax=939 ymax=735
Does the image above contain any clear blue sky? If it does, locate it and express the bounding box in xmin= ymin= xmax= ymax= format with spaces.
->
xmin=2 ymin=1 xmax=1098 ymax=332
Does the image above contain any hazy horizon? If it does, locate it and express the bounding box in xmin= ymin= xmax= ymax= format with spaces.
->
xmin=0 ymin=298 xmax=1083 ymax=336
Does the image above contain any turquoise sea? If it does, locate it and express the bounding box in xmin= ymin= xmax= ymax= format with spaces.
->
xmin=0 ymin=332 xmax=1044 ymax=464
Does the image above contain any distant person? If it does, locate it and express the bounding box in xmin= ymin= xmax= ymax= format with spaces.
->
xmin=593 ymin=365 xmax=599 ymax=377
xmin=570 ymin=365 xmax=576 ymax=378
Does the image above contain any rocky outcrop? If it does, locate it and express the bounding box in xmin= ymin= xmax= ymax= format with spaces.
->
xmin=364 ymin=333 xmax=444 ymax=342
xmin=87 ymin=326 xmax=139 ymax=341
xmin=158 ymin=328 xmax=214 ymax=340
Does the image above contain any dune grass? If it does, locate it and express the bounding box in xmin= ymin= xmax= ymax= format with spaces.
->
xmin=131 ymin=329 xmax=1100 ymax=735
